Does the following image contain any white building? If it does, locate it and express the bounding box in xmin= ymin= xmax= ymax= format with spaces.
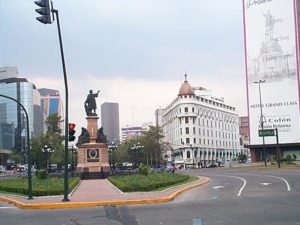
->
xmin=161 ymin=75 xmax=241 ymax=167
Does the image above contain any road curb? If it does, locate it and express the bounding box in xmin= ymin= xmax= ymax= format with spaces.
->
xmin=0 ymin=177 xmax=209 ymax=209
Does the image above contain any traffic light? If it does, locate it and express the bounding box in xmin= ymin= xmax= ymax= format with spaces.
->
xmin=68 ymin=123 xmax=76 ymax=142
xmin=34 ymin=0 xmax=52 ymax=24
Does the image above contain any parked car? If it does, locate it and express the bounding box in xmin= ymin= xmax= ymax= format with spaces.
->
xmin=164 ymin=165 xmax=176 ymax=173
xmin=206 ymin=163 xmax=217 ymax=168
xmin=0 ymin=165 xmax=4 ymax=173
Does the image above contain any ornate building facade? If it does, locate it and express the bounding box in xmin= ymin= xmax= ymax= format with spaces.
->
xmin=161 ymin=76 xmax=241 ymax=167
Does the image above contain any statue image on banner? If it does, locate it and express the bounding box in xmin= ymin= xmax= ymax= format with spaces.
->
xmin=84 ymin=90 xmax=100 ymax=116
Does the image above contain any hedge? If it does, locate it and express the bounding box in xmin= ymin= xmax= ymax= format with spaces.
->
xmin=108 ymin=172 xmax=189 ymax=192
xmin=0 ymin=176 xmax=80 ymax=196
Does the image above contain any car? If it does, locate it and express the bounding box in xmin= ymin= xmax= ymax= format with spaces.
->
xmin=206 ymin=163 xmax=217 ymax=168
xmin=0 ymin=165 xmax=4 ymax=173
xmin=164 ymin=165 xmax=176 ymax=173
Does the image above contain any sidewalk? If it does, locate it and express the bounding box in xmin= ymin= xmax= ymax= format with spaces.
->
xmin=0 ymin=176 xmax=209 ymax=209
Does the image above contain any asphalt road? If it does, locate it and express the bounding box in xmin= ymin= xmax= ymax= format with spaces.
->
xmin=1 ymin=168 xmax=300 ymax=225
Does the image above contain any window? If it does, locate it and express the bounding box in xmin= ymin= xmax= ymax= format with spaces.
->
xmin=187 ymin=151 xmax=191 ymax=158
xmin=193 ymin=127 xmax=196 ymax=134
xmin=192 ymin=107 xmax=194 ymax=112
xmin=186 ymin=138 xmax=190 ymax=144
xmin=194 ymin=138 xmax=196 ymax=144
xmin=180 ymin=128 xmax=182 ymax=135
xmin=185 ymin=127 xmax=189 ymax=134
xmin=185 ymin=117 xmax=189 ymax=123
xmin=185 ymin=107 xmax=188 ymax=112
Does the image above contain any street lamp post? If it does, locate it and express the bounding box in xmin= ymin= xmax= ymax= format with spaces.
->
xmin=190 ymin=144 xmax=195 ymax=168
xmin=108 ymin=142 xmax=117 ymax=171
xmin=131 ymin=142 xmax=144 ymax=166
xmin=0 ymin=94 xmax=33 ymax=199
xmin=70 ymin=146 xmax=78 ymax=173
xmin=254 ymin=80 xmax=267 ymax=166
xmin=42 ymin=145 xmax=54 ymax=171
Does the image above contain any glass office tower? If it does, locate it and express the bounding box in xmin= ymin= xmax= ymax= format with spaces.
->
xmin=0 ymin=77 xmax=42 ymax=154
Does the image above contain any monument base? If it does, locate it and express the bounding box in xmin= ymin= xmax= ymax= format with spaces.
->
xmin=76 ymin=142 xmax=110 ymax=179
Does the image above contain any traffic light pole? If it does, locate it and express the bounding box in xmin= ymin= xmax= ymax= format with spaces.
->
xmin=0 ymin=94 xmax=33 ymax=200
xmin=52 ymin=8 xmax=69 ymax=202
xmin=275 ymin=128 xmax=281 ymax=168
xmin=34 ymin=0 xmax=69 ymax=201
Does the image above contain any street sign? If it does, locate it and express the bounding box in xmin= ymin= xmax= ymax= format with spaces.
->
xmin=258 ymin=129 xmax=275 ymax=137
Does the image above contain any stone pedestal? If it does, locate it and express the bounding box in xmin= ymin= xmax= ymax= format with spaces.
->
xmin=76 ymin=116 xmax=110 ymax=179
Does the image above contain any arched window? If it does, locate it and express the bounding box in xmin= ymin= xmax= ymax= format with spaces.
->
xmin=187 ymin=151 xmax=191 ymax=159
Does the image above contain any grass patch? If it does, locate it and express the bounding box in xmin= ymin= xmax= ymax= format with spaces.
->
xmin=0 ymin=176 xmax=80 ymax=197
xmin=108 ymin=172 xmax=192 ymax=192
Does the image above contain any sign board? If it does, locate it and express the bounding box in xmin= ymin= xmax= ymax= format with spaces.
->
xmin=258 ymin=129 xmax=275 ymax=137
xmin=243 ymin=0 xmax=300 ymax=145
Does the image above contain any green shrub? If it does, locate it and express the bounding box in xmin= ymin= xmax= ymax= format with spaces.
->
xmin=0 ymin=176 xmax=80 ymax=196
xmin=37 ymin=169 xmax=48 ymax=179
xmin=139 ymin=164 xmax=150 ymax=176
xmin=108 ymin=173 xmax=189 ymax=192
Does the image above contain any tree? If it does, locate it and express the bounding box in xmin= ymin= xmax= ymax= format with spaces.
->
xmin=237 ymin=153 xmax=247 ymax=163
xmin=45 ymin=113 xmax=62 ymax=133
xmin=31 ymin=131 xmax=64 ymax=170
xmin=10 ymin=150 xmax=24 ymax=165
xmin=141 ymin=126 xmax=164 ymax=166
xmin=114 ymin=140 xmax=136 ymax=165
xmin=292 ymin=154 xmax=297 ymax=161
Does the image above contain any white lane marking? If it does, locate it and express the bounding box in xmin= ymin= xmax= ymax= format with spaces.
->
xmin=0 ymin=206 xmax=16 ymax=209
xmin=268 ymin=175 xmax=291 ymax=191
xmin=261 ymin=183 xmax=272 ymax=186
xmin=216 ymin=175 xmax=247 ymax=196
xmin=231 ymin=173 xmax=292 ymax=192
xmin=212 ymin=186 xmax=224 ymax=189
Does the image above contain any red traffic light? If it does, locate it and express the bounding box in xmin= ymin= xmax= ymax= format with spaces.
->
xmin=68 ymin=123 xmax=76 ymax=142
xmin=69 ymin=123 xmax=76 ymax=130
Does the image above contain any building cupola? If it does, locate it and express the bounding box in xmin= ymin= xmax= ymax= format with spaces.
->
xmin=178 ymin=74 xmax=195 ymax=96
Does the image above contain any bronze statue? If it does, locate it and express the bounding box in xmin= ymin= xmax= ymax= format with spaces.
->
xmin=96 ymin=127 xmax=107 ymax=143
xmin=84 ymin=90 xmax=100 ymax=116
xmin=76 ymin=127 xmax=90 ymax=146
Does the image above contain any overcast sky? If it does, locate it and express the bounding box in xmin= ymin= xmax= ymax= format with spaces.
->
xmin=0 ymin=0 xmax=247 ymax=131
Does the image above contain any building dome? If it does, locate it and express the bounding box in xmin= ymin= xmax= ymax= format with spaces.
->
xmin=178 ymin=74 xmax=195 ymax=96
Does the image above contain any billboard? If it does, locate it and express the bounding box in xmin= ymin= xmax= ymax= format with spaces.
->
xmin=243 ymin=0 xmax=300 ymax=145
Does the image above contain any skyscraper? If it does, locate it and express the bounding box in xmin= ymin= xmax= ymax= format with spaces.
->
xmin=0 ymin=67 xmax=42 ymax=155
xmin=38 ymin=88 xmax=64 ymax=133
xmin=101 ymin=102 xmax=120 ymax=143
